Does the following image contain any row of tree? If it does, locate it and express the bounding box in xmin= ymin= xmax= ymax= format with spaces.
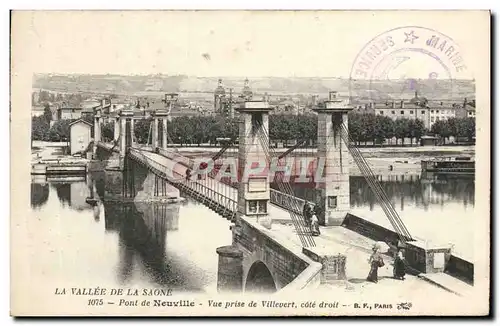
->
xmin=31 ymin=114 xmax=95 ymax=143
xmin=430 ymin=117 xmax=476 ymax=143
xmin=31 ymin=112 xmax=475 ymax=146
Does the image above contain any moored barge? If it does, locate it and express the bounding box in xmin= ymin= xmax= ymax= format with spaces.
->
xmin=421 ymin=156 xmax=475 ymax=175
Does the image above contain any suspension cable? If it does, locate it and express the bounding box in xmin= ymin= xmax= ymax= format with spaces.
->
xmin=339 ymin=123 xmax=413 ymax=242
xmin=255 ymin=120 xmax=316 ymax=247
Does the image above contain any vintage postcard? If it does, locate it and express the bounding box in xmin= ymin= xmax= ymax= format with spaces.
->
xmin=10 ymin=10 xmax=490 ymax=316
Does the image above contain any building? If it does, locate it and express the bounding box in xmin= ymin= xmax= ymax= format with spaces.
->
xmin=59 ymin=106 xmax=83 ymax=120
xmin=69 ymin=119 xmax=93 ymax=155
xmin=58 ymin=98 xmax=106 ymax=121
xmin=240 ymin=78 xmax=253 ymax=101
xmin=427 ymin=101 xmax=456 ymax=128
xmin=374 ymin=100 xmax=424 ymax=120
xmin=420 ymin=135 xmax=439 ymax=146
xmin=372 ymin=92 xmax=458 ymax=129
xmin=31 ymin=105 xmax=45 ymax=117
xmin=456 ymin=98 xmax=476 ymax=118
xmin=214 ymin=79 xmax=226 ymax=112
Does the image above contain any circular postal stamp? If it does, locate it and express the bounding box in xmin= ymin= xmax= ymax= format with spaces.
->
xmin=349 ymin=26 xmax=470 ymax=101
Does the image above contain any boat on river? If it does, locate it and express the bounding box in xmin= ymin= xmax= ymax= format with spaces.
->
xmin=421 ymin=156 xmax=475 ymax=175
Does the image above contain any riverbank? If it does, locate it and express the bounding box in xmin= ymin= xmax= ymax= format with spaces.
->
xmin=176 ymin=146 xmax=474 ymax=176
xmin=176 ymin=145 xmax=474 ymax=158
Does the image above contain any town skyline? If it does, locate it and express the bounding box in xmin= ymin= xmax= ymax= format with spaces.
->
xmin=33 ymin=74 xmax=475 ymax=101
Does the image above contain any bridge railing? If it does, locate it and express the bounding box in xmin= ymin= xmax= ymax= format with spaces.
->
xmin=129 ymin=148 xmax=238 ymax=214
xmin=269 ymin=189 xmax=309 ymax=215
xmin=155 ymin=148 xmax=315 ymax=212
xmin=158 ymin=148 xmax=195 ymax=169
xmin=278 ymin=260 xmax=323 ymax=293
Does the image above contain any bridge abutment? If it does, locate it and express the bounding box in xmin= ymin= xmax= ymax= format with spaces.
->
xmin=216 ymin=245 xmax=244 ymax=293
xmin=313 ymin=91 xmax=353 ymax=226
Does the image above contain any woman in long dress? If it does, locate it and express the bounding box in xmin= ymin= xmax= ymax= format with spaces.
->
xmin=393 ymin=249 xmax=406 ymax=280
xmin=367 ymin=245 xmax=384 ymax=283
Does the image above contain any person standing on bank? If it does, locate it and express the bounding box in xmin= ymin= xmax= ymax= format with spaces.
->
xmin=393 ymin=249 xmax=406 ymax=280
xmin=302 ymin=203 xmax=312 ymax=227
xmin=310 ymin=213 xmax=320 ymax=236
xmin=367 ymin=244 xmax=384 ymax=283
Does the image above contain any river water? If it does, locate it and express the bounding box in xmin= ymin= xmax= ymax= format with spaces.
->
xmin=29 ymin=171 xmax=474 ymax=293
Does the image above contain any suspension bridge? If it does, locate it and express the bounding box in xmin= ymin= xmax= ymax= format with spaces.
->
xmin=93 ymin=91 xmax=458 ymax=293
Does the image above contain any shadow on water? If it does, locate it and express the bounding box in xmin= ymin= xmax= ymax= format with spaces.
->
xmin=30 ymin=183 xmax=49 ymax=209
xmin=54 ymin=183 xmax=71 ymax=206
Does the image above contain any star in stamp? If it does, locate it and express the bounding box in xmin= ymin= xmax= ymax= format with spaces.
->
xmin=349 ymin=26 xmax=471 ymax=101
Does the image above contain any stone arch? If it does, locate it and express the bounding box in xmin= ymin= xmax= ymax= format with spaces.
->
xmin=245 ymin=260 xmax=277 ymax=293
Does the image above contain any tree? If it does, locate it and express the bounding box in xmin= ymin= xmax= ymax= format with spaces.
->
xmin=43 ymin=103 xmax=52 ymax=123
xmin=360 ymin=113 xmax=376 ymax=145
xmin=457 ymin=117 xmax=475 ymax=142
xmin=406 ymin=119 xmax=425 ymax=146
xmin=374 ymin=115 xmax=394 ymax=145
xmin=296 ymin=114 xmax=317 ymax=145
xmin=348 ymin=112 xmax=363 ymax=145
xmin=410 ymin=118 xmax=426 ymax=146
xmin=270 ymin=114 xmax=296 ymax=146
xmin=134 ymin=118 xmax=153 ymax=144
xmin=394 ymin=119 xmax=409 ymax=146
xmin=102 ymin=122 xmax=114 ymax=142
xmin=47 ymin=119 xmax=72 ymax=142
xmin=431 ymin=120 xmax=451 ymax=144
xmin=445 ymin=117 xmax=460 ymax=140
xmin=31 ymin=116 xmax=50 ymax=142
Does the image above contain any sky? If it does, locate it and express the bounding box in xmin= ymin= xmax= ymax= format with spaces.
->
xmin=12 ymin=10 xmax=487 ymax=79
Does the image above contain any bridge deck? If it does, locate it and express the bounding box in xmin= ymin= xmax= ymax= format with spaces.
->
xmin=140 ymin=151 xmax=295 ymax=221
xmin=271 ymin=222 xmax=469 ymax=298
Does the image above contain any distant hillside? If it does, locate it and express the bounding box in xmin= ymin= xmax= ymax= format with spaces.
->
xmin=33 ymin=74 xmax=475 ymax=100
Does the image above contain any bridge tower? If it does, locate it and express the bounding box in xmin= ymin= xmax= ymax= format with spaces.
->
xmin=113 ymin=114 xmax=120 ymax=141
xmin=151 ymin=110 xmax=169 ymax=151
xmin=235 ymin=101 xmax=273 ymax=221
xmin=313 ymin=91 xmax=353 ymax=226
xmin=215 ymin=100 xmax=273 ymax=294
xmin=94 ymin=107 xmax=102 ymax=142
xmin=118 ymin=109 xmax=134 ymax=170
xmin=92 ymin=107 xmax=102 ymax=157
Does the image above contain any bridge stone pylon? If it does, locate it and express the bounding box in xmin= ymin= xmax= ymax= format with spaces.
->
xmin=151 ymin=110 xmax=169 ymax=151
xmin=313 ymin=91 xmax=353 ymax=226
xmin=235 ymin=101 xmax=273 ymax=221
xmin=118 ymin=109 xmax=134 ymax=170
xmin=93 ymin=107 xmax=102 ymax=145
xmin=215 ymin=101 xmax=274 ymax=294
xmin=113 ymin=115 xmax=120 ymax=141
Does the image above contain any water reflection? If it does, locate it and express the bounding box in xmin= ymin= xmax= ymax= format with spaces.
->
xmin=28 ymin=169 xmax=224 ymax=292
xmin=30 ymin=183 xmax=49 ymax=209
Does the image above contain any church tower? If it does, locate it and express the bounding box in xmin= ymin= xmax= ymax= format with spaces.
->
xmin=214 ymin=79 xmax=226 ymax=112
